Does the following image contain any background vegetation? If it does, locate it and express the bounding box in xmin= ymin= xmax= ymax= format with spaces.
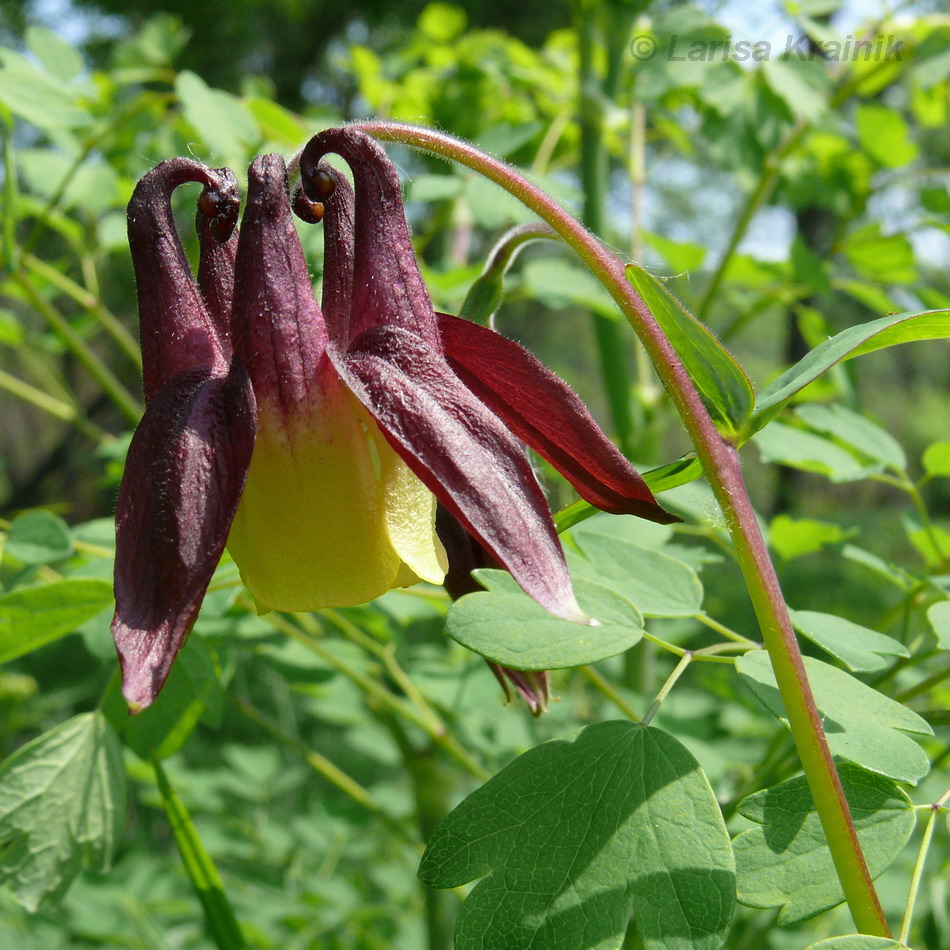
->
xmin=0 ymin=0 xmax=948 ymax=947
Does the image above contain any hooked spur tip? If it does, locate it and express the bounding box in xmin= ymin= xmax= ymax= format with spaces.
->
xmin=196 ymin=183 xmax=240 ymax=243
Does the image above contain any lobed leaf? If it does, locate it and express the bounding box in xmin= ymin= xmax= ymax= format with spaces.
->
xmin=736 ymin=653 xmax=932 ymax=784
xmin=752 ymin=423 xmax=879 ymax=483
xmin=734 ymin=762 xmax=916 ymax=924
xmin=794 ymin=404 xmax=906 ymax=472
xmin=4 ymin=509 xmax=73 ymax=565
xmin=420 ymin=721 xmax=735 ymax=950
xmin=926 ymin=600 xmax=950 ymax=649
xmin=787 ymin=609 xmax=909 ymax=673
xmin=570 ymin=532 xmax=704 ymax=618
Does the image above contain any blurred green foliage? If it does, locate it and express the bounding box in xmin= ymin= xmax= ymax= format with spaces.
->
xmin=0 ymin=2 xmax=949 ymax=948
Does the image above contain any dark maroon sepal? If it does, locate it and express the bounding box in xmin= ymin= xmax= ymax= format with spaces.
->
xmin=196 ymin=166 xmax=240 ymax=347
xmin=111 ymin=362 xmax=256 ymax=711
xmin=127 ymin=159 xmax=238 ymax=401
xmin=334 ymin=326 xmax=586 ymax=623
xmin=438 ymin=313 xmax=678 ymax=524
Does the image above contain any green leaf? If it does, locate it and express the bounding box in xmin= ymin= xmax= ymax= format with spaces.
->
xmin=5 ymin=509 xmax=73 ymax=565
xmin=763 ymin=59 xmax=830 ymax=121
xmin=446 ymin=571 xmax=642 ymax=670
xmin=0 ymin=578 xmax=114 ymax=663
xmin=841 ymin=224 xmax=917 ymax=285
xmin=788 ymin=610 xmax=909 ymax=672
xmin=571 ymin=533 xmax=704 ymax=617
xmin=736 ymin=653 xmax=932 ymax=784
xmin=922 ymin=440 xmax=950 ymax=477
xmin=420 ymin=722 xmax=735 ymax=950
xmin=768 ymin=515 xmax=852 ymax=561
xmin=0 ymin=712 xmax=125 ymax=911
xmin=926 ymin=600 xmax=950 ymax=649
xmin=626 ymin=264 xmax=754 ymax=439
xmin=245 ymin=96 xmax=309 ymax=146
xmin=805 ymin=937 xmax=909 ymax=949
xmin=104 ymin=639 xmax=223 ymax=760
xmin=25 ymin=27 xmax=84 ymax=83
xmin=522 ymin=258 xmax=619 ymax=318
xmin=175 ymin=71 xmax=260 ymax=164
xmin=753 ymin=423 xmax=876 ymax=482
xmin=795 ymin=404 xmax=906 ymax=472
xmin=0 ymin=49 xmax=90 ymax=130
xmin=751 ymin=309 xmax=950 ymax=433
xmin=855 ymin=105 xmax=919 ymax=168
xmin=734 ymin=763 xmax=915 ymax=925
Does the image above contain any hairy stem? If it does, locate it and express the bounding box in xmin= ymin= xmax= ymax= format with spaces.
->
xmin=355 ymin=120 xmax=889 ymax=937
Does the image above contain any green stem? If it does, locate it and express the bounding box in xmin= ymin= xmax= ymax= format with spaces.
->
xmin=0 ymin=367 xmax=108 ymax=441
xmin=320 ymin=608 xmax=445 ymax=734
xmin=898 ymin=787 xmax=950 ymax=945
xmin=21 ymin=251 xmax=143 ymax=369
xmin=258 ymin=606 xmax=490 ymax=781
xmin=642 ymin=652 xmax=693 ymax=726
xmin=1 ymin=114 xmax=18 ymax=274
xmin=354 ymin=121 xmax=888 ymax=937
xmin=694 ymin=612 xmax=760 ymax=647
xmin=386 ymin=716 xmax=456 ymax=950
xmin=576 ymin=1 xmax=635 ymax=455
xmin=894 ymin=665 xmax=950 ymax=704
xmin=14 ymin=274 xmax=142 ymax=424
xmin=580 ymin=664 xmax=642 ymax=720
xmin=233 ymin=696 xmax=383 ymax=814
xmin=151 ymin=758 xmax=245 ymax=949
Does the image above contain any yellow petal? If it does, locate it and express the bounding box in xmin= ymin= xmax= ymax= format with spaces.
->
xmin=227 ymin=372 xmax=445 ymax=611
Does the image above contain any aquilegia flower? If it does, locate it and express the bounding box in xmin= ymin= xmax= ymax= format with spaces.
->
xmin=112 ymin=127 xmax=674 ymax=710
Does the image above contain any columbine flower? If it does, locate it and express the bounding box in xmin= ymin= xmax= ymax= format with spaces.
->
xmin=112 ymin=128 xmax=674 ymax=710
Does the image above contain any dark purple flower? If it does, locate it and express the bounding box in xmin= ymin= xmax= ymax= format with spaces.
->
xmin=112 ymin=129 xmax=675 ymax=710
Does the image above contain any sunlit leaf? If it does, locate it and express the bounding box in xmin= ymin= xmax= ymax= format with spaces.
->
xmin=0 ymin=712 xmax=125 ymax=911
xmin=734 ymin=763 xmax=915 ymax=924
xmin=0 ymin=578 xmax=114 ymax=663
xmin=926 ymin=600 xmax=950 ymax=649
xmin=768 ymin=515 xmax=852 ymax=561
xmin=627 ymin=263 xmax=754 ymax=439
xmin=795 ymin=404 xmax=906 ymax=472
xmin=751 ymin=309 xmax=950 ymax=433
xmin=736 ymin=652 xmax=932 ymax=783
xmin=788 ymin=609 xmax=909 ymax=672
xmin=570 ymin=532 xmax=704 ymax=617
xmin=922 ymin=440 xmax=950 ymax=477
xmin=753 ymin=423 xmax=877 ymax=482
xmin=446 ymin=570 xmax=642 ymax=669
xmin=420 ymin=722 xmax=735 ymax=950
xmin=4 ymin=509 xmax=73 ymax=565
